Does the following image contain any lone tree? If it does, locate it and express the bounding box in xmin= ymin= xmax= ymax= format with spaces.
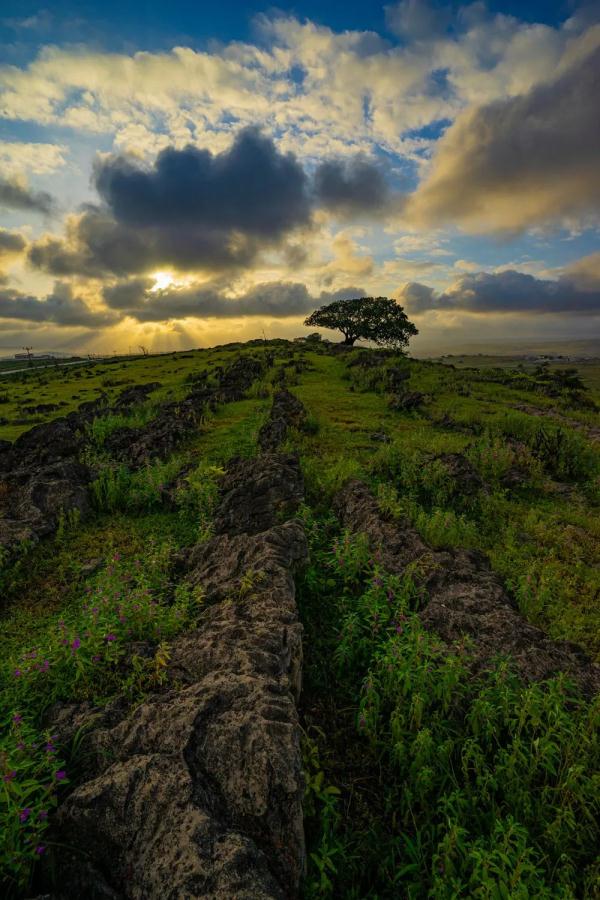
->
xmin=304 ymin=296 xmax=418 ymax=350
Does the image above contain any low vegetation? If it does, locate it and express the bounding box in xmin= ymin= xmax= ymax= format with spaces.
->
xmin=1 ymin=339 xmax=599 ymax=897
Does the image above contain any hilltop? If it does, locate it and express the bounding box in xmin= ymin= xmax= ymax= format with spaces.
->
xmin=0 ymin=340 xmax=599 ymax=898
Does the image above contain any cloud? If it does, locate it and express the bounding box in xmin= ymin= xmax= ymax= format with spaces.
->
xmin=406 ymin=44 xmax=600 ymax=232
xmin=28 ymin=206 xmax=260 ymax=277
xmin=399 ymin=259 xmax=600 ymax=315
xmin=314 ymin=156 xmax=391 ymax=216
xmin=385 ymin=0 xmax=450 ymax=41
xmin=30 ymin=128 xmax=316 ymax=278
xmin=102 ymin=278 xmax=363 ymax=322
xmin=0 ymin=229 xmax=27 ymax=258
xmin=0 ymin=282 xmax=118 ymax=327
xmin=0 ymin=8 xmax=588 ymax=163
xmin=0 ymin=141 xmax=67 ymax=177
xmin=0 ymin=176 xmax=55 ymax=215
xmin=94 ymin=127 xmax=311 ymax=238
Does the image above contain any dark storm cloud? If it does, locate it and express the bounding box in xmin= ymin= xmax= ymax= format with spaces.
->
xmin=314 ymin=156 xmax=391 ymax=216
xmin=408 ymin=45 xmax=600 ymax=232
xmin=28 ymin=128 xmax=400 ymax=280
xmin=28 ymin=207 xmax=259 ymax=278
xmin=0 ymin=176 xmax=55 ymax=215
xmin=0 ymin=282 xmax=118 ymax=327
xmin=29 ymin=128 xmax=317 ymax=278
xmin=0 ymin=229 xmax=27 ymax=256
xmin=401 ymin=268 xmax=600 ymax=315
xmin=102 ymin=279 xmax=362 ymax=322
xmin=94 ymin=126 xmax=311 ymax=237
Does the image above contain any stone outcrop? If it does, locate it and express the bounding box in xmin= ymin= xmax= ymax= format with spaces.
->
xmin=41 ymin=453 xmax=307 ymax=899
xmin=333 ymin=480 xmax=600 ymax=696
xmin=105 ymin=358 xmax=264 ymax=468
xmin=0 ymin=418 xmax=90 ymax=553
xmin=258 ymin=390 xmax=307 ymax=452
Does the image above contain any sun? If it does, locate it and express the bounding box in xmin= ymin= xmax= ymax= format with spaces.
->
xmin=150 ymin=270 xmax=176 ymax=291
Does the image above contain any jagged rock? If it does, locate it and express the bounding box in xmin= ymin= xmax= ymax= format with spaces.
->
xmin=212 ymin=453 xmax=304 ymax=537
xmin=114 ymin=382 xmax=162 ymax=410
xmin=258 ymin=390 xmax=307 ymax=452
xmin=388 ymin=391 xmax=424 ymax=411
xmin=386 ymin=366 xmax=411 ymax=392
xmin=43 ymin=454 xmax=307 ymax=900
xmin=333 ymin=480 xmax=600 ymax=696
xmin=0 ymin=419 xmax=90 ymax=554
xmin=435 ymin=452 xmax=484 ymax=496
xmin=215 ymin=356 xmax=263 ymax=402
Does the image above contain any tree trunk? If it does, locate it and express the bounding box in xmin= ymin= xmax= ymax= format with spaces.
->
xmin=342 ymin=335 xmax=356 ymax=345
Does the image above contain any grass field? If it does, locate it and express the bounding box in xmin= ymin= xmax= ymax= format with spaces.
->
xmin=1 ymin=340 xmax=599 ymax=897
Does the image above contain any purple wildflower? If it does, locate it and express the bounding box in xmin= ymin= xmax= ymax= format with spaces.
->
xmin=104 ymin=633 xmax=116 ymax=642
xmin=19 ymin=808 xmax=31 ymax=823
xmin=71 ymin=637 xmax=81 ymax=652
xmin=55 ymin=770 xmax=66 ymax=781
xmin=3 ymin=771 xmax=17 ymax=783
xmin=35 ymin=845 xmax=46 ymax=855
xmin=13 ymin=713 xmax=22 ymax=725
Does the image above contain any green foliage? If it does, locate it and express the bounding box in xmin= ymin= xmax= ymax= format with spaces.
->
xmin=86 ymin=403 xmax=157 ymax=447
xmin=304 ymin=297 xmax=418 ymax=350
xmin=299 ymin=523 xmax=600 ymax=898
xmin=174 ymin=463 xmax=224 ymax=542
xmin=91 ymin=458 xmax=183 ymax=513
xmin=0 ymin=541 xmax=203 ymax=893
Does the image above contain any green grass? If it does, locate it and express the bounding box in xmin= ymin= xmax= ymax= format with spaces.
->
xmin=1 ymin=340 xmax=599 ymax=897
xmin=298 ymin=509 xmax=600 ymax=899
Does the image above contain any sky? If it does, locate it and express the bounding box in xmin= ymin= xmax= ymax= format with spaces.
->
xmin=0 ymin=0 xmax=599 ymax=355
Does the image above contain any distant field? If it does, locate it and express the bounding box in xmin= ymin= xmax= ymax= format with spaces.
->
xmin=0 ymin=348 xmax=241 ymax=441
xmin=431 ymin=353 xmax=600 ymax=394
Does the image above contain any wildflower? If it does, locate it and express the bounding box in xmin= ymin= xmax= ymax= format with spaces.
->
xmin=40 ymin=660 xmax=50 ymax=673
xmin=113 ymin=552 xmax=121 ymax=562
xmin=3 ymin=771 xmax=16 ymax=783
xmin=396 ymin=624 xmax=403 ymax=635
xmin=13 ymin=713 xmax=22 ymax=725
xmin=16 ymin=742 xmax=25 ymax=751
xmin=19 ymin=808 xmax=31 ymax=823
xmin=104 ymin=633 xmax=116 ymax=642
xmin=55 ymin=770 xmax=66 ymax=781
xmin=13 ymin=668 xmax=22 ymax=678
xmin=71 ymin=637 xmax=81 ymax=652
xmin=35 ymin=845 xmax=46 ymax=855
xmin=45 ymin=742 xmax=55 ymax=754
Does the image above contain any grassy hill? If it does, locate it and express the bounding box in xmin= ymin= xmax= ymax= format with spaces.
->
xmin=1 ymin=340 xmax=599 ymax=898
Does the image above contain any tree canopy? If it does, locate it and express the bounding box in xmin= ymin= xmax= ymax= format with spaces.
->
xmin=304 ymin=296 xmax=418 ymax=350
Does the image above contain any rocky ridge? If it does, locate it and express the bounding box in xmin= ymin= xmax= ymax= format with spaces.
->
xmin=334 ymin=480 xmax=600 ymax=696
xmin=34 ymin=388 xmax=310 ymax=899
